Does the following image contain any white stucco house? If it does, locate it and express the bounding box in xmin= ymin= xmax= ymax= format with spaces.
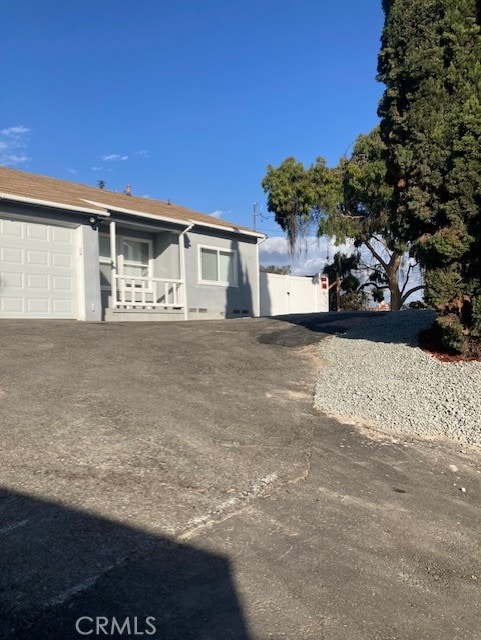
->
xmin=0 ymin=167 xmax=264 ymax=321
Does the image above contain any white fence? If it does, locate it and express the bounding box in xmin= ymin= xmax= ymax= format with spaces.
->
xmin=259 ymin=272 xmax=329 ymax=316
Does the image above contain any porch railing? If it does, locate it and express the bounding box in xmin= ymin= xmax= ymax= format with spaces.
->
xmin=113 ymin=275 xmax=184 ymax=309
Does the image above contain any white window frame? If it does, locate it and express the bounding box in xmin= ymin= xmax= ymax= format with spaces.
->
xmin=198 ymin=244 xmax=238 ymax=286
xmin=98 ymin=232 xmax=112 ymax=291
xmin=119 ymin=235 xmax=153 ymax=291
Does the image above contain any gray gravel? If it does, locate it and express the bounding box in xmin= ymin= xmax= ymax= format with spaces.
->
xmin=315 ymin=310 xmax=481 ymax=446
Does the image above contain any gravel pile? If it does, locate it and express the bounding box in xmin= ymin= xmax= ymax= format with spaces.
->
xmin=315 ymin=310 xmax=481 ymax=446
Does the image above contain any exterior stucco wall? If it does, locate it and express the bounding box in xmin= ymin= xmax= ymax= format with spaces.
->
xmin=183 ymin=229 xmax=259 ymax=320
xmin=79 ymin=224 xmax=102 ymax=321
xmin=154 ymin=231 xmax=180 ymax=280
xmin=0 ymin=202 xmax=83 ymax=227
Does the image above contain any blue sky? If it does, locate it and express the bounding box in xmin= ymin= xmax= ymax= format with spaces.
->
xmin=1 ymin=1 xmax=385 ymax=268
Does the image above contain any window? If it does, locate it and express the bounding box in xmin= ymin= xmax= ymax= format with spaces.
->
xmin=98 ymin=235 xmax=153 ymax=290
xmin=120 ymin=237 xmax=152 ymax=288
xmin=122 ymin=239 xmax=150 ymax=277
xmin=199 ymin=246 xmax=237 ymax=285
xmin=99 ymin=234 xmax=111 ymax=289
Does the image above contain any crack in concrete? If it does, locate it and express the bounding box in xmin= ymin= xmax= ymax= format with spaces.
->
xmin=176 ymin=362 xmax=320 ymax=543
xmin=178 ymin=419 xmax=317 ymax=543
xmin=178 ymin=472 xmax=279 ymax=542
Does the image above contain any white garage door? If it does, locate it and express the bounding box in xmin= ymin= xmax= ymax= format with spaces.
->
xmin=0 ymin=217 xmax=78 ymax=318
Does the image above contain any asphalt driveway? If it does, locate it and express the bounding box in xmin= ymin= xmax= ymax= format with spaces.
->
xmin=0 ymin=314 xmax=480 ymax=639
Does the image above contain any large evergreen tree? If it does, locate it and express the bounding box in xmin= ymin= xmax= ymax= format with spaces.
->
xmin=378 ymin=0 xmax=481 ymax=353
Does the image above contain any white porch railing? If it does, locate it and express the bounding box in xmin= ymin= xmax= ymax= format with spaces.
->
xmin=113 ymin=275 xmax=184 ymax=309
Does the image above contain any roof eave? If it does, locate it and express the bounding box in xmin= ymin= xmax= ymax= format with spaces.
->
xmin=0 ymin=192 xmax=110 ymax=216
xmin=81 ymin=199 xmax=265 ymax=238
xmin=81 ymin=199 xmax=190 ymax=228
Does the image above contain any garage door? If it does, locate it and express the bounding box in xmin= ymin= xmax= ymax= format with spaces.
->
xmin=0 ymin=217 xmax=78 ymax=318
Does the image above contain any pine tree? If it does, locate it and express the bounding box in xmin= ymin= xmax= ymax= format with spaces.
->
xmin=378 ymin=0 xmax=481 ymax=353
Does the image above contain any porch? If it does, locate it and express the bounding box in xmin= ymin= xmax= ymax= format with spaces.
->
xmin=100 ymin=220 xmax=189 ymax=321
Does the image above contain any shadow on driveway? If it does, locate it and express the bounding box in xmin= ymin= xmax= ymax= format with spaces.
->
xmin=259 ymin=310 xmax=435 ymax=347
xmin=0 ymin=488 xmax=250 ymax=640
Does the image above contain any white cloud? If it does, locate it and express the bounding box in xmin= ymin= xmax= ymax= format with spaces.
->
xmin=91 ymin=166 xmax=104 ymax=171
xmin=102 ymin=154 xmax=128 ymax=161
xmin=0 ymin=154 xmax=30 ymax=166
xmin=259 ymin=236 xmax=290 ymax=256
xmin=0 ymin=126 xmax=30 ymax=136
xmin=210 ymin=209 xmax=233 ymax=218
xmin=67 ymin=168 xmax=78 ymax=174
xmin=0 ymin=125 xmax=30 ymax=166
xmin=259 ymin=235 xmax=355 ymax=276
xmin=135 ymin=149 xmax=149 ymax=158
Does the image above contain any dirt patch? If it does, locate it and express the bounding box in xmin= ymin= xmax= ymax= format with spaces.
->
xmin=318 ymin=410 xmax=406 ymax=444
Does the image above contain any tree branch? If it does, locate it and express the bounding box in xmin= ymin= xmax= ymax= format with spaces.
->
xmin=358 ymin=263 xmax=386 ymax=277
xmin=388 ymin=249 xmax=402 ymax=269
xmin=358 ymin=282 xmax=390 ymax=291
xmin=363 ymin=237 xmax=389 ymax=271
xmin=371 ymin=235 xmax=388 ymax=249
xmin=400 ymin=263 xmax=414 ymax=296
xmin=400 ymin=285 xmax=425 ymax=305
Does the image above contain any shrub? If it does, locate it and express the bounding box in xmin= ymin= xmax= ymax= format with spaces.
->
xmin=436 ymin=314 xmax=465 ymax=354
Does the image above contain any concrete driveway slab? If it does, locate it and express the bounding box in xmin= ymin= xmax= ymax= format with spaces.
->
xmin=0 ymin=314 xmax=480 ymax=639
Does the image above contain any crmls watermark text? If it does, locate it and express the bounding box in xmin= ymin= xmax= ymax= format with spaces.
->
xmin=75 ymin=616 xmax=157 ymax=636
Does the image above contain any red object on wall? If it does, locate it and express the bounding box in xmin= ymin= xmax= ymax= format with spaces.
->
xmin=320 ymin=276 xmax=328 ymax=290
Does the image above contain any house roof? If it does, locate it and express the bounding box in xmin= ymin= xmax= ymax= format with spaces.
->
xmin=0 ymin=166 xmax=263 ymax=238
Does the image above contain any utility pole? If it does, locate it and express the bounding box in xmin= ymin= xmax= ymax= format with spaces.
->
xmin=252 ymin=203 xmax=261 ymax=231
